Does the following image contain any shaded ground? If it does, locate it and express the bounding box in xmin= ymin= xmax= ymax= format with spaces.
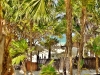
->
xmin=15 ymin=69 xmax=100 ymax=75
xmin=72 ymin=69 xmax=99 ymax=75
xmin=15 ymin=70 xmax=40 ymax=75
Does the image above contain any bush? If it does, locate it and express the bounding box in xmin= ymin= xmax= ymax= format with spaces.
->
xmin=40 ymin=60 xmax=58 ymax=75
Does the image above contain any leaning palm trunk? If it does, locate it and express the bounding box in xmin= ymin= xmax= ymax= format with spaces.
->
xmin=65 ymin=0 xmax=72 ymax=75
xmin=78 ymin=6 xmax=86 ymax=75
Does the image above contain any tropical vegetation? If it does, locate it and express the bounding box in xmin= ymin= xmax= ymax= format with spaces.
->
xmin=0 ymin=0 xmax=100 ymax=75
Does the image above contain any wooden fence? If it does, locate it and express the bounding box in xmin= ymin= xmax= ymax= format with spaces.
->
xmin=25 ymin=57 xmax=100 ymax=71
xmin=25 ymin=61 xmax=38 ymax=71
xmin=73 ymin=57 xmax=100 ymax=69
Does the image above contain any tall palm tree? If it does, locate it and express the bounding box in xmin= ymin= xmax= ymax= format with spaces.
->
xmin=1 ymin=0 xmax=22 ymax=74
xmin=64 ymin=0 xmax=72 ymax=75
xmin=77 ymin=0 xmax=100 ymax=74
xmin=0 ymin=1 xmax=5 ymax=75
xmin=78 ymin=0 xmax=87 ymax=74
xmin=23 ymin=1 xmax=55 ymax=74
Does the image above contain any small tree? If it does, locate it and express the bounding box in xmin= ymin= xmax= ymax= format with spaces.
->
xmin=40 ymin=60 xmax=58 ymax=75
xmin=40 ymin=37 xmax=59 ymax=59
xmin=9 ymin=39 xmax=34 ymax=75
xmin=86 ymin=35 xmax=100 ymax=74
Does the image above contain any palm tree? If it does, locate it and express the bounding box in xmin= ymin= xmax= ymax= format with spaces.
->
xmin=0 ymin=1 xmax=5 ymax=75
xmin=86 ymin=0 xmax=100 ymax=73
xmin=64 ymin=0 xmax=72 ymax=75
xmin=9 ymin=39 xmax=29 ymax=75
xmin=23 ymin=1 xmax=55 ymax=74
xmin=86 ymin=36 xmax=100 ymax=74
xmin=93 ymin=36 xmax=100 ymax=74
xmin=1 ymin=0 xmax=23 ymax=74
xmin=78 ymin=0 xmax=87 ymax=74
xmin=40 ymin=37 xmax=59 ymax=59
xmin=76 ymin=0 xmax=100 ymax=74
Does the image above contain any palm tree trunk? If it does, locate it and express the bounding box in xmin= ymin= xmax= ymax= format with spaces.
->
xmin=0 ymin=35 xmax=5 ymax=75
xmin=78 ymin=6 xmax=86 ymax=75
xmin=1 ymin=35 xmax=12 ymax=75
xmin=96 ymin=55 xmax=99 ymax=74
xmin=0 ymin=2 xmax=5 ymax=75
xmin=0 ymin=0 xmax=2 ymax=34
xmin=0 ymin=36 xmax=5 ymax=75
xmin=0 ymin=4 xmax=13 ymax=74
xmin=65 ymin=0 xmax=72 ymax=75
xmin=63 ymin=46 xmax=68 ymax=75
xmin=30 ymin=20 xmax=33 ymax=75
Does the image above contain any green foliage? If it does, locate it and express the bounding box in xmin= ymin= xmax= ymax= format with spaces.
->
xmin=2 ymin=0 xmax=23 ymax=22
xmin=72 ymin=0 xmax=81 ymax=17
xmin=92 ymin=36 xmax=100 ymax=55
xmin=54 ymin=19 xmax=66 ymax=35
xmin=40 ymin=37 xmax=59 ymax=49
xmin=85 ymin=37 xmax=93 ymax=50
xmin=73 ymin=21 xmax=81 ymax=33
xmin=80 ymin=59 xmax=84 ymax=69
xmin=40 ymin=60 xmax=57 ymax=75
xmin=72 ymin=32 xmax=80 ymax=43
xmin=9 ymin=39 xmax=29 ymax=65
xmin=81 ymin=0 xmax=88 ymax=6
xmin=9 ymin=39 xmax=28 ymax=58
xmin=56 ymin=0 xmax=65 ymax=12
xmin=2 ymin=0 xmax=54 ymax=22
xmin=86 ymin=35 xmax=100 ymax=55
xmin=12 ymin=55 xmax=26 ymax=65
